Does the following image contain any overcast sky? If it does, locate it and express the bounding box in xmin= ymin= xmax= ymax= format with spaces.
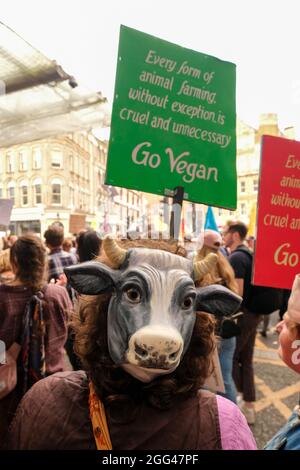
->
xmin=2 ymin=0 xmax=300 ymax=135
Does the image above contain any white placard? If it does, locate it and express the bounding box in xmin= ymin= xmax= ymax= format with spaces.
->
xmin=0 ymin=199 xmax=13 ymax=226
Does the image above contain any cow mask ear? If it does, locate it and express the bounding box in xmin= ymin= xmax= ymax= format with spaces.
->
xmin=64 ymin=261 xmax=119 ymax=295
xmin=195 ymin=284 xmax=242 ymax=318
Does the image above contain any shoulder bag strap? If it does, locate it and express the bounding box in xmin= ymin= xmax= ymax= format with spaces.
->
xmin=89 ymin=381 xmax=112 ymax=450
xmin=20 ymin=290 xmax=46 ymax=394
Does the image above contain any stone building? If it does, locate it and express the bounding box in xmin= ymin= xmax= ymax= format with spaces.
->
xmin=0 ymin=131 xmax=148 ymax=237
xmin=0 ymin=133 xmax=107 ymax=235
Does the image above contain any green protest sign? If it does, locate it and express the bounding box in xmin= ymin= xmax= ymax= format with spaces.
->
xmin=106 ymin=25 xmax=237 ymax=209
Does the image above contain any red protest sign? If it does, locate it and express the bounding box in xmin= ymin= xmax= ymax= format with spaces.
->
xmin=253 ymin=135 xmax=300 ymax=289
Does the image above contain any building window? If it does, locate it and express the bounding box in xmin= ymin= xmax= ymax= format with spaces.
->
xmin=240 ymin=181 xmax=246 ymax=193
xmin=241 ymin=203 xmax=246 ymax=215
xmin=69 ymin=154 xmax=74 ymax=171
xmin=33 ymin=148 xmax=42 ymax=169
xmin=75 ymin=185 xmax=79 ymax=207
xmin=7 ymin=184 xmax=15 ymax=204
xmin=253 ymin=179 xmax=258 ymax=192
xmin=74 ymin=155 xmax=78 ymax=174
xmin=21 ymin=185 xmax=28 ymax=206
xmin=79 ymin=191 xmax=83 ymax=209
xmin=79 ymin=158 xmax=84 ymax=178
xmin=19 ymin=151 xmax=27 ymax=171
xmin=51 ymin=179 xmax=62 ymax=204
xmin=6 ymin=153 xmax=13 ymax=173
xmin=51 ymin=149 xmax=63 ymax=168
xmin=36 ymin=187 xmax=42 ymax=205
xmin=52 ymin=184 xmax=61 ymax=204
xmin=33 ymin=178 xmax=42 ymax=205
xmin=70 ymin=187 xmax=75 ymax=207
xmin=218 ymin=208 xmax=223 ymax=216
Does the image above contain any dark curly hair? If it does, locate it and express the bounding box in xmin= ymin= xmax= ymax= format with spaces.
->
xmin=10 ymin=234 xmax=47 ymax=291
xmin=73 ymin=239 xmax=216 ymax=412
xmin=44 ymin=225 xmax=64 ymax=248
xmin=76 ymin=230 xmax=102 ymax=262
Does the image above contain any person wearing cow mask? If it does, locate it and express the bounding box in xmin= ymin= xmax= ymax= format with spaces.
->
xmin=5 ymin=238 xmax=256 ymax=450
xmin=264 ymin=274 xmax=300 ymax=450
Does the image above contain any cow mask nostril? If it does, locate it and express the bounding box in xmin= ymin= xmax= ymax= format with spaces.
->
xmin=133 ymin=340 xmax=181 ymax=367
xmin=169 ymin=350 xmax=179 ymax=360
xmin=127 ymin=325 xmax=184 ymax=370
xmin=134 ymin=343 xmax=149 ymax=359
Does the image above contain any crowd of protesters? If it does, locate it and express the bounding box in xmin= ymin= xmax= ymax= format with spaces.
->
xmin=0 ymin=226 xmax=102 ymax=441
xmin=0 ymin=221 xmax=298 ymax=450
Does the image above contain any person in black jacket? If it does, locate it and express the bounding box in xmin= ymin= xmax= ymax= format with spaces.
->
xmin=223 ymin=221 xmax=261 ymax=425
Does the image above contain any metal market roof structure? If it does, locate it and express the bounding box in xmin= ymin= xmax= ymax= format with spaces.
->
xmin=0 ymin=22 xmax=110 ymax=147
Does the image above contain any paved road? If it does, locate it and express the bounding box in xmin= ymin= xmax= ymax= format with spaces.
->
xmin=251 ymin=313 xmax=300 ymax=449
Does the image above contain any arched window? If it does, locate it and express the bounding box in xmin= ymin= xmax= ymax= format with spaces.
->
xmin=33 ymin=177 xmax=42 ymax=205
xmin=20 ymin=179 xmax=29 ymax=206
xmin=51 ymin=178 xmax=62 ymax=205
xmin=7 ymin=181 xmax=15 ymax=204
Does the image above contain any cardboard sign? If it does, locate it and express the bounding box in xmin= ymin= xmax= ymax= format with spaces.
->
xmin=69 ymin=214 xmax=86 ymax=234
xmin=106 ymin=26 xmax=237 ymax=209
xmin=253 ymin=135 xmax=300 ymax=290
xmin=0 ymin=199 xmax=13 ymax=227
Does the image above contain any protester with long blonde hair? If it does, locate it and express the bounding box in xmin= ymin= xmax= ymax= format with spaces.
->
xmin=195 ymin=229 xmax=239 ymax=403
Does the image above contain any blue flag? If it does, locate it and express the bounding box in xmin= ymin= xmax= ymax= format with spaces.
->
xmin=204 ymin=206 xmax=219 ymax=232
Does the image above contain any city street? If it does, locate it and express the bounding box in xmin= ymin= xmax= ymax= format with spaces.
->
xmin=252 ymin=313 xmax=300 ymax=449
xmin=1 ymin=2 xmax=300 ymax=453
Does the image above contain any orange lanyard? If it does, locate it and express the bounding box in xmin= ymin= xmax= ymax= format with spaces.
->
xmin=89 ymin=381 xmax=112 ymax=450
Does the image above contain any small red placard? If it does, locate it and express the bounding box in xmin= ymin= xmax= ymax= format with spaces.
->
xmin=253 ymin=135 xmax=300 ymax=289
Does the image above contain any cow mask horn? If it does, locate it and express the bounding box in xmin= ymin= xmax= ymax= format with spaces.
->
xmin=103 ymin=235 xmax=218 ymax=281
xmin=103 ymin=236 xmax=128 ymax=267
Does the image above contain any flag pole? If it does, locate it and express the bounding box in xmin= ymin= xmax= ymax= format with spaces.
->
xmin=169 ymin=186 xmax=184 ymax=240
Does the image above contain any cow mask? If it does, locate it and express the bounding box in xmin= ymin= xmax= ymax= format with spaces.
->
xmin=65 ymin=237 xmax=241 ymax=382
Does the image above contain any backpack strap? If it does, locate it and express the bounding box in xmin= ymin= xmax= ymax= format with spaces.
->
xmin=233 ymin=245 xmax=253 ymax=260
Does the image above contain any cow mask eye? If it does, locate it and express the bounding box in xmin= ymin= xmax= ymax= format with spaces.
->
xmin=125 ymin=287 xmax=141 ymax=304
xmin=182 ymin=295 xmax=195 ymax=310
